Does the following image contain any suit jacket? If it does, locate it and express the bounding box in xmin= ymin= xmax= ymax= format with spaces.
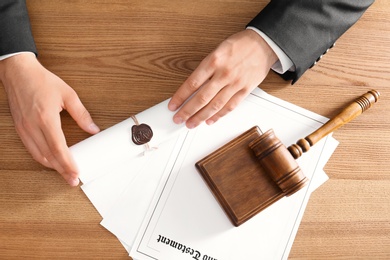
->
xmin=1 ymin=0 xmax=374 ymax=83
xmin=247 ymin=0 xmax=374 ymax=83
xmin=0 ymin=0 xmax=37 ymax=57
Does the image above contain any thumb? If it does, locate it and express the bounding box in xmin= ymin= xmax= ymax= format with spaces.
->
xmin=64 ymin=90 xmax=100 ymax=135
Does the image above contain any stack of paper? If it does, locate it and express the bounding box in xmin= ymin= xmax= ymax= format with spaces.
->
xmin=70 ymin=88 xmax=338 ymax=259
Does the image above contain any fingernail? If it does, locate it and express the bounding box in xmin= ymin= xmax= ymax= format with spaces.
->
xmin=206 ymin=119 xmax=215 ymax=125
xmin=69 ymin=178 xmax=80 ymax=187
xmin=173 ymin=116 xmax=184 ymax=124
xmin=89 ymin=123 xmax=100 ymax=133
xmin=187 ymin=122 xmax=196 ymax=129
xmin=168 ymin=103 xmax=178 ymax=111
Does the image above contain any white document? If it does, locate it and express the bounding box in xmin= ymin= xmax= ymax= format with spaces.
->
xmin=100 ymin=132 xmax=189 ymax=249
xmin=70 ymin=99 xmax=186 ymax=184
xmin=130 ymin=89 xmax=337 ymax=260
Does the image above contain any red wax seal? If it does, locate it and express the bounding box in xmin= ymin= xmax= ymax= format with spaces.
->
xmin=131 ymin=123 xmax=153 ymax=145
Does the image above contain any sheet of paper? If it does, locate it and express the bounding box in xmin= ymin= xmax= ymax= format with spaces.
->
xmin=130 ymin=88 xmax=337 ymax=259
xmin=70 ymin=99 xmax=186 ymax=184
xmin=79 ymin=132 xmax=188 ymax=218
xmin=100 ymin=132 xmax=189 ymax=248
xmin=80 ymin=155 xmax=148 ymax=217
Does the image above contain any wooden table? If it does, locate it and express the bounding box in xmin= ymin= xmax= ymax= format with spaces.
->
xmin=1 ymin=0 xmax=389 ymax=259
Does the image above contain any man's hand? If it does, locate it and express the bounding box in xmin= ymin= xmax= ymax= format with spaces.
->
xmin=168 ymin=29 xmax=278 ymax=128
xmin=0 ymin=52 xmax=100 ymax=186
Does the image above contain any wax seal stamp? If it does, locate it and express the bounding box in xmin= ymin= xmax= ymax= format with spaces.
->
xmin=131 ymin=123 xmax=153 ymax=145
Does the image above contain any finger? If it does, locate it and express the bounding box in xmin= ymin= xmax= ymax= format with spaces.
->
xmin=41 ymin=135 xmax=80 ymax=187
xmin=63 ymin=89 xmax=100 ymax=135
xmin=25 ymin=122 xmax=66 ymax=175
xmin=173 ymin=76 xmax=227 ymax=127
xmin=15 ymin=126 xmax=53 ymax=169
xmin=184 ymin=83 xmax=237 ymax=129
xmin=206 ymin=88 xmax=250 ymax=125
xmin=36 ymin=114 xmax=79 ymax=186
xmin=33 ymin=128 xmax=68 ymax=178
xmin=168 ymin=55 xmax=215 ymax=112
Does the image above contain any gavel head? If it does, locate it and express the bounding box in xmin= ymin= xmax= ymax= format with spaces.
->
xmin=249 ymin=129 xmax=309 ymax=196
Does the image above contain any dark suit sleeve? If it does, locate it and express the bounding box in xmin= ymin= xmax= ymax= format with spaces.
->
xmin=247 ymin=0 xmax=374 ymax=83
xmin=0 ymin=0 xmax=37 ymax=56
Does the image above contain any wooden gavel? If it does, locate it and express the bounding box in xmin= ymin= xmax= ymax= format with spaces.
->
xmin=249 ymin=90 xmax=380 ymax=197
xmin=196 ymin=90 xmax=380 ymax=226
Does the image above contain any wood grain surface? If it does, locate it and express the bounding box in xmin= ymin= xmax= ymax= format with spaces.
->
xmin=0 ymin=0 xmax=389 ymax=259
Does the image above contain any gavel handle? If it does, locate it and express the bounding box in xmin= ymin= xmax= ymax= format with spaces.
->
xmin=288 ymin=90 xmax=380 ymax=159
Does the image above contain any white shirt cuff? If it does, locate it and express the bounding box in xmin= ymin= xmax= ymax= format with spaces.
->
xmin=0 ymin=51 xmax=34 ymax=61
xmin=246 ymin=26 xmax=294 ymax=74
